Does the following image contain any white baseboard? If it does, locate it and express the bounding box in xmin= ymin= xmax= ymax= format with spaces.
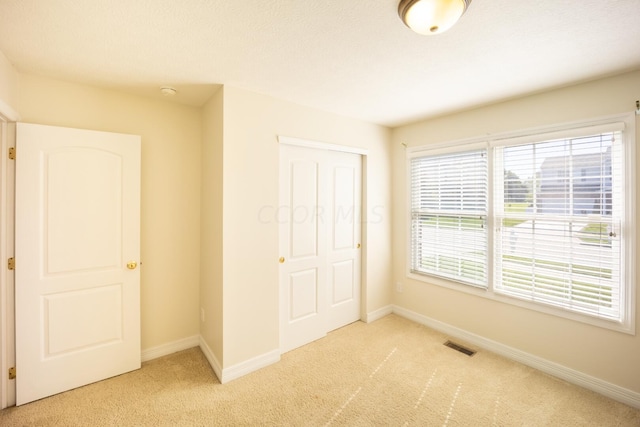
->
xmin=143 ymin=335 xmax=277 ymax=385
xmin=219 ymin=349 xmax=281 ymax=384
xmin=199 ymin=336 xmax=222 ymax=382
xmin=365 ymin=305 xmax=393 ymax=323
xmin=198 ymin=337 xmax=280 ymax=384
xmin=141 ymin=335 xmax=200 ymax=362
xmin=391 ymin=305 xmax=640 ymax=409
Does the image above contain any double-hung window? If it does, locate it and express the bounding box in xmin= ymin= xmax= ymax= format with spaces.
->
xmin=410 ymin=146 xmax=488 ymax=287
xmin=409 ymin=116 xmax=635 ymax=332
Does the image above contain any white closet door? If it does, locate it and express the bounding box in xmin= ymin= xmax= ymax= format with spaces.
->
xmin=279 ymin=145 xmax=328 ymax=353
xmin=327 ymin=150 xmax=361 ymax=331
xmin=279 ymin=144 xmax=362 ymax=353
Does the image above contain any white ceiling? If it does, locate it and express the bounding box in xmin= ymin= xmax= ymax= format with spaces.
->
xmin=1 ymin=0 xmax=639 ymax=127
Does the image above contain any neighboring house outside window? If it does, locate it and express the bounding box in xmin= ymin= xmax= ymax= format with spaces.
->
xmin=537 ymin=146 xmax=612 ymax=215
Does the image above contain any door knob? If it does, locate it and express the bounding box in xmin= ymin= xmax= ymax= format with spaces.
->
xmin=127 ymin=261 xmax=138 ymax=270
xmin=279 ymin=257 xmax=285 ymax=264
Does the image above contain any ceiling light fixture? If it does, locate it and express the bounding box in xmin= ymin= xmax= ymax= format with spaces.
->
xmin=398 ymin=0 xmax=472 ymax=35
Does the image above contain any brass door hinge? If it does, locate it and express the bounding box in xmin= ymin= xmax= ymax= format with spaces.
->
xmin=8 ymin=147 xmax=15 ymax=160
xmin=7 ymin=257 xmax=14 ymax=270
xmin=8 ymin=367 xmax=15 ymax=380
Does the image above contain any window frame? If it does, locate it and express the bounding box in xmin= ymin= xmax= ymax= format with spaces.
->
xmin=405 ymin=114 xmax=636 ymax=334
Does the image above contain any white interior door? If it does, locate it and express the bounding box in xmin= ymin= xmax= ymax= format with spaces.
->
xmin=280 ymin=144 xmax=362 ymax=353
xmin=15 ymin=123 xmax=141 ymax=405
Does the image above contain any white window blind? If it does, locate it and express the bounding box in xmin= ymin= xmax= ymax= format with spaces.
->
xmin=410 ymin=149 xmax=488 ymax=287
xmin=494 ymin=131 xmax=623 ymax=320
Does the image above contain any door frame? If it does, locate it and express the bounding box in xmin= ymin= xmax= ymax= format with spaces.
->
xmin=277 ymin=135 xmax=369 ymax=351
xmin=0 ymin=100 xmax=19 ymax=409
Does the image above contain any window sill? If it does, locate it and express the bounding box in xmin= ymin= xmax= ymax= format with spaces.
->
xmin=406 ymin=271 xmax=635 ymax=335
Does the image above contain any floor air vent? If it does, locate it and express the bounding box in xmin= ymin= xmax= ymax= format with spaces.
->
xmin=444 ymin=340 xmax=476 ymax=357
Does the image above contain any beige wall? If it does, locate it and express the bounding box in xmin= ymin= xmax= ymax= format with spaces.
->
xmin=17 ymin=74 xmax=203 ymax=351
xmin=391 ymin=70 xmax=640 ymax=393
xmin=0 ymin=50 xmax=18 ymax=117
xmin=213 ymin=85 xmax=392 ymax=366
xmin=200 ymin=87 xmax=224 ymax=364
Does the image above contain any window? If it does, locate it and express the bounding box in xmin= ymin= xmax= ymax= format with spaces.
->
xmin=408 ymin=116 xmax=635 ymax=332
xmin=410 ymin=147 xmax=488 ymax=287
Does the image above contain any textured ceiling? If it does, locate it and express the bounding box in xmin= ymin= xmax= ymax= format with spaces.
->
xmin=0 ymin=0 xmax=639 ymax=127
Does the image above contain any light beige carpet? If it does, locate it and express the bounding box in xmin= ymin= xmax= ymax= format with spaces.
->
xmin=1 ymin=314 xmax=639 ymax=426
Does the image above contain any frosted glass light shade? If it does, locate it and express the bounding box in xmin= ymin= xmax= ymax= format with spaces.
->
xmin=398 ymin=0 xmax=472 ymax=35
